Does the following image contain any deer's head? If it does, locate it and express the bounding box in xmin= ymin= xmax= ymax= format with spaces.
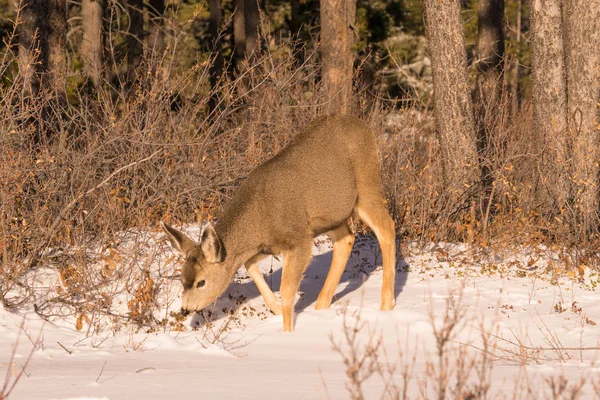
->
xmin=161 ymin=222 xmax=230 ymax=314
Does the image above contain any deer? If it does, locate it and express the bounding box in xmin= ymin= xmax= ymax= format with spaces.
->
xmin=161 ymin=114 xmax=396 ymax=332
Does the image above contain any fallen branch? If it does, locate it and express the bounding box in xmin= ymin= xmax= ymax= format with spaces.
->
xmin=57 ymin=341 xmax=72 ymax=355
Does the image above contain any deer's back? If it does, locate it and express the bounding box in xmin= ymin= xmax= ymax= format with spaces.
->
xmin=218 ymin=115 xmax=379 ymax=252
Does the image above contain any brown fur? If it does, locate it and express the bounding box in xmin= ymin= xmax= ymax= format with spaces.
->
xmin=162 ymin=114 xmax=396 ymax=332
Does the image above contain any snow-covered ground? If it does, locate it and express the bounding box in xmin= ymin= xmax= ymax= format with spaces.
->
xmin=2 ymin=227 xmax=600 ymax=399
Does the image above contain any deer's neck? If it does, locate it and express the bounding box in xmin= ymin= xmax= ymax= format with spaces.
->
xmin=215 ymin=212 xmax=263 ymax=274
xmin=213 ymin=176 xmax=266 ymax=274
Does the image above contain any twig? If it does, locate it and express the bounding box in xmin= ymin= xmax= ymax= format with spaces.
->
xmin=1 ymin=318 xmax=42 ymax=398
xmin=318 ymin=367 xmax=332 ymax=400
xmin=194 ymin=336 xmax=208 ymax=349
xmin=57 ymin=341 xmax=73 ymax=355
xmin=135 ymin=367 xmax=156 ymax=374
xmin=96 ymin=361 xmax=107 ymax=383
xmin=493 ymin=330 xmax=600 ymax=352
xmin=472 ymin=330 xmax=600 ymax=364
xmin=503 ymin=342 xmax=600 ymax=352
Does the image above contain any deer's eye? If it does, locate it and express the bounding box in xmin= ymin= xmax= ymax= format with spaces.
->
xmin=196 ymin=280 xmax=206 ymax=288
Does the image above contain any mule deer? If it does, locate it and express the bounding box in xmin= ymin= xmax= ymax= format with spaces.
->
xmin=162 ymin=115 xmax=396 ymax=332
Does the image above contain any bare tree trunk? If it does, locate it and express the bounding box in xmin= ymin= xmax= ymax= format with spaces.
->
xmin=18 ymin=0 xmax=45 ymax=96
xmin=147 ymin=0 xmax=165 ymax=55
xmin=17 ymin=0 xmax=66 ymax=142
xmin=510 ymin=0 xmax=522 ymax=116
xmin=320 ymin=0 xmax=356 ymax=114
xmin=563 ymin=0 xmax=600 ymax=230
xmin=233 ymin=0 xmax=245 ymax=68
xmin=530 ymin=0 xmax=569 ymax=211
xmin=45 ymin=0 xmax=67 ymax=142
xmin=81 ymin=0 xmax=105 ymax=87
xmin=423 ymin=0 xmax=479 ymax=192
xmin=208 ymin=0 xmax=223 ymax=112
xmin=19 ymin=0 xmax=66 ymax=93
xmin=127 ymin=0 xmax=144 ymax=78
xmin=47 ymin=0 xmax=67 ymax=94
xmin=244 ymin=0 xmax=259 ymax=57
xmin=473 ymin=0 xmax=504 ymax=209
xmin=17 ymin=0 xmax=48 ymax=144
xmin=289 ymin=0 xmax=305 ymax=65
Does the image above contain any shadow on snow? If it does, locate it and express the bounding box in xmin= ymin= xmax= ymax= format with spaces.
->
xmin=189 ymin=234 xmax=409 ymax=329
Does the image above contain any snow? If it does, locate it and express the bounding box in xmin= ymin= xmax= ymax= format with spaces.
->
xmin=2 ymin=229 xmax=599 ymax=399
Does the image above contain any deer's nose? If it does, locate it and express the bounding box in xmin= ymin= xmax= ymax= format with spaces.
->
xmin=180 ymin=308 xmax=190 ymax=317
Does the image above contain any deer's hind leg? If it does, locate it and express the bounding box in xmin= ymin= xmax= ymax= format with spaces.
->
xmin=355 ymin=195 xmax=396 ymax=311
xmin=280 ymin=240 xmax=313 ymax=332
xmin=245 ymin=254 xmax=282 ymax=315
xmin=315 ymin=221 xmax=355 ymax=310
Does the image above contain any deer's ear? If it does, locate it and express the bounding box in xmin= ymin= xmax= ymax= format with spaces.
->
xmin=161 ymin=222 xmax=197 ymax=257
xmin=200 ymin=223 xmax=226 ymax=263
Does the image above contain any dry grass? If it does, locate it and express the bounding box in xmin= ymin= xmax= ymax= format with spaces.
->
xmin=329 ymin=286 xmax=599 ymax=399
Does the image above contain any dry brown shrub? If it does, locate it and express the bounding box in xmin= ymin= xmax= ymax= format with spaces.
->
xmin=0 ymin=31 xmax=329 ymax=328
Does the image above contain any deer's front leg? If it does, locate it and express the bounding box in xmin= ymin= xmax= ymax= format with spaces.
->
xmin=281 ymin=241 xmax=313 ymax=332
xmin=245 ymin=254 xmax=282 ymax=315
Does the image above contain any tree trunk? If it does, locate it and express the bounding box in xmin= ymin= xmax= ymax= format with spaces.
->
xmin=147 ymin=0 xmax=165 ymax=55
xmin=208 ymin=0 xmax=223 ymax=112
xmin=289 ymin=0 xmax=305 ymax=65
xmin=530 ymin=0 xmax=569 ymax=211
xmin=563 ymin=0 xmax=600 ymax=230
xmin=81 ymin=0 xmax=105 ymax=87
xmin=17 ymin=0 xmax=67 ymax=142
xmin=233 ymin=0 xmax=245 ymax=68
xmin=244 ymin=0 xmax=259 ymax=57
xmin=18 ymin=0 xmax=45 ymax=96
xmin=127 ymin=0 xmax=144 ymax=78
xmin=320 ymin=0 xmax=356 ymax=114
xmin=46 ymin=0 xmax=67 ymax=94
xmin=423 ymin=0 xmax=479 ymax=192
xmin=473 ymin=0 xmax=504 ymax=207
xmin=510 ymin=0 xmax=522 ymax=117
